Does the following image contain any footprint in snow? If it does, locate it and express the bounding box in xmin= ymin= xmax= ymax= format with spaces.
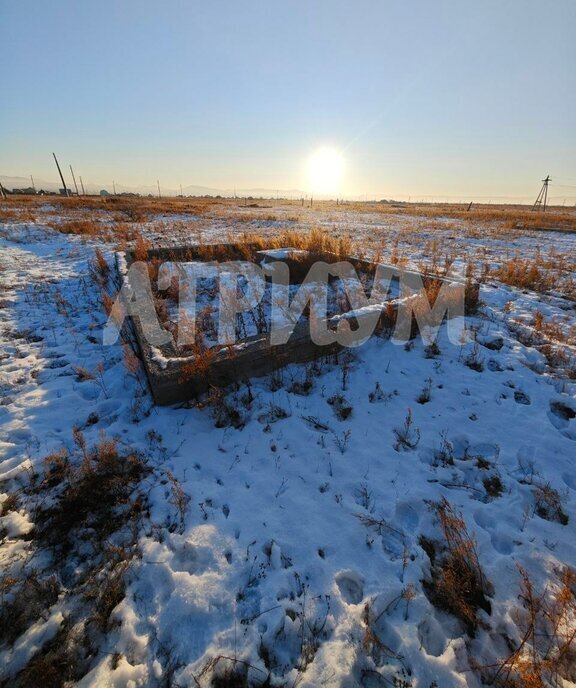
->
xmin=76 ymin=385 xmax=100 ymax=401
xmin=418 ymin=615 xmax=448 ymax=657
xmin=514 ymin=390 xmax=531 ymax=405
xmin=394 ymin=502 xmax=419 ymax=530
xmin=473 ymin=509 xmax=496 ymax=531
xmin=548 ymin=401 xmax=576 ymax=441
xmin=491 ymin=532 xmax=514 ymax=555
xmin=479 ymin=335 xmax=504 ymax=351
xmin=562 ymin=472 xmax=576 ymax=491
xmin=335 ymin=570 xmax=364 ymax=604
xmin=171 ymin=542 xmax=216 ymax=575
xmin=46 ymin=358 xmax=69 ymax=369
xmin=549 ymin=400 xmax=576 ymax=422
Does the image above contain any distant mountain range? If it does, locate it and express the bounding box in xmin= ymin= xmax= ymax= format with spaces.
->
xmin=0 ymin=175 xmax=310 ymax=199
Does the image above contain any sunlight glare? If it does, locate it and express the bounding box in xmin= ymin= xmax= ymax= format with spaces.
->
xmin=306 ymin=147 xmax=344 ymax=196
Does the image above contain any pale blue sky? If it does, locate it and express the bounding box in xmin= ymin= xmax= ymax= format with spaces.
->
xmin=1 ymin=0 xmax=575 ymax=200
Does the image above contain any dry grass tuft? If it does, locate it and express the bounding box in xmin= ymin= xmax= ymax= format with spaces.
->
xmin=36 ymin=432 xmax=149 ymax=552
xmin=494 ymin=256 xmax=554 ymax=292
xmin=421 ymin=498 xmax=491 ymax=636
xmin=483 ymin=566 xmax=576 ymax=687
xmin=0 ymin=572 xmax=60 ymax=647
xmin=0 ymin=431 xmax=152 ymax=685
xmin=49 ymin=219 xmax=102 ymax=236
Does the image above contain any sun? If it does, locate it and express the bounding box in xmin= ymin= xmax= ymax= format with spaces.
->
xmin=306 ymin=147 xmax=344 ymax=196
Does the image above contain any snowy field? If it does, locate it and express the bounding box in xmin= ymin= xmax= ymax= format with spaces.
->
xmin=1 ymin=199 xmax=575 ymax=688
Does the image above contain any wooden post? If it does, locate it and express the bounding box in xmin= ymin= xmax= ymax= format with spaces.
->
xmin=69 ymin=165 xmax=79 ymax=195
xmin=79 ymin=176 xmax=86 ymax=195
xmin=52 ymin=152 xmax=70 ymax=196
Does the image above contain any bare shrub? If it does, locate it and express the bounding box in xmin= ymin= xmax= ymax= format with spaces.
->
xmin=332 ymin=428 xmax=352 ymax=454
xmin=464 ymin=342 xmax=485 ymax=372
xmin=434 ymin=431 xmax=454 ymax=467
xmin=393 ymin=409 xmax=420 ymax=451
xmin=327 ymin=393 xmax=353 ymax=420
xmin=84 ymin=544 xmax=132 ymax=632
xmin=416 ymin=377 xmax=432 ymax=404
xmin=165 ymin=470 xmax=191 ymax=533
xmin=206 ymin=387 xmax=244 ymax=429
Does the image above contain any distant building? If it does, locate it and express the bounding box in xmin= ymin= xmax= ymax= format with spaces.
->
xmin=12 ymin=187 xmax=36 ymax=195
xmin=59 ymin=188 xmax=72 ymax=196
xmin=100 ymin=189 xmax=111 ymax=197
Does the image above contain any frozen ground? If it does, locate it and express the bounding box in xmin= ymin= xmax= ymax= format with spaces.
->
xmin=0 ymin=202 xmax=575 ymax=687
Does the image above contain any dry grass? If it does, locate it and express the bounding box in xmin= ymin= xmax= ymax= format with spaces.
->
xmin=493 ymin=256 xmax=555 ymax=292
xmin=481 ymin=566 xmax=576 ymax=687
xmin=48 ymin=219 xmax=102 ymax=235
xmin=421 ymin=498 xmax=491 ymax=636
xmin=3 ymin=195 xmax=576 ymax=231
xmin=0 ymin=573 xmax=60 ymax=647
xmin=356 ymin=201 xmax=576 ymax=232
xmin=533 ymin=482 xmax=569 ymax=525
xmin=508 ymin=311 xmax=576 ymax=377
xmin=393 ymin=408 xmax=420 ymax=451
xmin=36 ymin=431 xmax=149 ymax=552
xmin=0 ymin=431 xmax=152 ymax=685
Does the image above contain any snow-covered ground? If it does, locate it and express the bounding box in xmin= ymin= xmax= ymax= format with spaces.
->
xmin=1 ymin=203 xmax=575 ymax=687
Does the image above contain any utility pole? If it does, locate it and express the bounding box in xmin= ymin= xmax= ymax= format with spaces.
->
xmin=532 ymin=175 xmax=551 ymax=212
xmin=30 ymin=175 xmax=36 ymax=193
xmin=157 ymin=180 xmax=161 ymax=199
xmin=113 ymin=181 xmax=117 ymax=195
xmin=52 ymin=152 xmax=70 ymax=196
xmin=69 ymin=165 xmax=79 ymax=196
xmin=180 ymin=184 xmax=183 ymax=197
xmin=79 ymin=176 xmax=86 ymax=196
xmin=0 ymin=182 xmax=7 ymax=199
